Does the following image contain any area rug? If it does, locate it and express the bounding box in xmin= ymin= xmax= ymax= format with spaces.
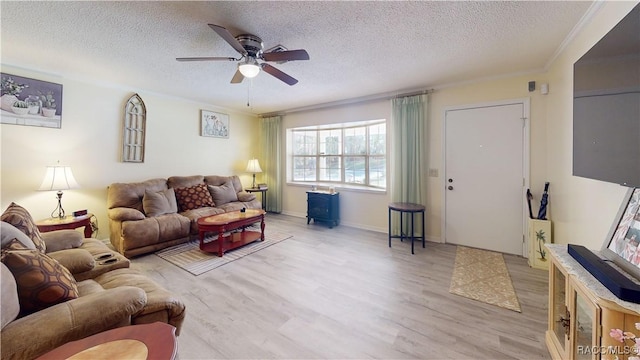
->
xmin=449 ymin=246 xmax=521 ymax=312
xmin=156 ymin=229 xmax=292 ymax=276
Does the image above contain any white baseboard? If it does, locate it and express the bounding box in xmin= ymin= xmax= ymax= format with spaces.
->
xmin=278 ymin=211 xmax=443 ymax=240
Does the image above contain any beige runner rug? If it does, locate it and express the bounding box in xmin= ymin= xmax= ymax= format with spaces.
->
xmin=156 ymin=230 xmax=292 ymax=276
xmin=449 ymin=246 xmax=521 ymax=312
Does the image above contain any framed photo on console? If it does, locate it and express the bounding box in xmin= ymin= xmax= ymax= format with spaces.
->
xmin=200 ymin=110 xmax=229 ymax=138
xmin=601 ymin=187 xmax=640 ymax=279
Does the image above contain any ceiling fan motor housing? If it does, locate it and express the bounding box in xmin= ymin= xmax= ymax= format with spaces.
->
xmin=235 ymin=34 xmax=263 ymax=57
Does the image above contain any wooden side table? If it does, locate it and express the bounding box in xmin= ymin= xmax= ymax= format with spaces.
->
xmin=246 ymin=187 xmax=268 ymax=210
xmin=36 ymin=322 xmax=177 ymax=360
xmin=36 ymin=213 xmax=94 ymax=238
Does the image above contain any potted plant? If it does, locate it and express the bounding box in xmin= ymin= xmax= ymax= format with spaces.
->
xmin=11 ymin=100 xmax=28 ymax=115
xmin=39 ymin=91 xmax=56 ymax=117
xmin=1 ymin=76 xmax=28 ymax=112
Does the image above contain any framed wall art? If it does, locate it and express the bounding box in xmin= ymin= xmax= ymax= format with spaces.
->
xmin=122 ymin=93 xmax=146 ymax=163
xmin=0 ymin=73 xmax=63 ymax=128
xmin=201 ymin=110 xmax=229 ymax=138
xmin=601 ymin=187 xmax=640 ymax=279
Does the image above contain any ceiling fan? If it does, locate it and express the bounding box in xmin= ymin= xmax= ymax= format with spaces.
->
xmin=176 ymin=24 xmax=310 ymax=86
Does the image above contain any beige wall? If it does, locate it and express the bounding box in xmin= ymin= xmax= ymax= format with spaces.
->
xmin=543 ymin=1 xmax=637 ymax=250
xmin=281 ymin=100 xmax=394 ymax=233
xmin=279 ymin=74 xmax=550 ymax=237
xmin=279 ymin=1 xmax=638 ymax=249
xmin=1 ymin=65 xmax=259 ymax=238
xmin=2 ymin=1 xmax=635 ymax=248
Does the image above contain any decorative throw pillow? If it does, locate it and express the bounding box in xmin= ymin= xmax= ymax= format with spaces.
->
xmin=208 ymin=181 xmax=239 ymax=206
xmin=1 ymin=222 xmax=36 ymax=251
xmin=39 ymin=230 xmax=83 ymax=253
xmin=237 ymin=192 xmax=257 ymax=202
xmin=1 ymin=203 xmax=46 ymax=253
xmin=1 ymin=263 xmax=19 ymax=329
xmin=174 ymin=184 xmax=215 ymax=212
xmin=1 ymin=250 xmax=79 ymax=315
xmin=143 ymin=188 xmax=178 ymax=217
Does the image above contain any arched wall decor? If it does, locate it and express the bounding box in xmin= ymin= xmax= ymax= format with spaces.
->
xmin=122 ymin=93 xmax=146 ymax=162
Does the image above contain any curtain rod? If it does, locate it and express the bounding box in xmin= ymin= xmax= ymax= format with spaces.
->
xmin=393 ymin=89 xmax=433 ymax=99
xmin=260 ymin=88 xmax=434 ymax=117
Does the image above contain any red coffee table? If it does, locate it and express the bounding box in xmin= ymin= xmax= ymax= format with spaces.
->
xmin=36 ymin=322 xmax=177 ymax=360
xmin=197 ymin=209 xmax=266 ymax=257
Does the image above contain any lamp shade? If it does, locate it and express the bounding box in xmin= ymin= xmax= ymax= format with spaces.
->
xmin=238 ymin=58 xmax=260 ymax=78
xmin=246 ymin=159 xmax=262 ymax=173
xmin=38 ymin=165 xmax=80 ymax=191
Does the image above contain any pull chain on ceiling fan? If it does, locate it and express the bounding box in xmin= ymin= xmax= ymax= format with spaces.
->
xmin=176 ymin=24 xmax=310 ymax=86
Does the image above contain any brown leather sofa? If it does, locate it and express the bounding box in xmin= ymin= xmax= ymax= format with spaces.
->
xmin=107 ymin=175 xmax=261 ymax=257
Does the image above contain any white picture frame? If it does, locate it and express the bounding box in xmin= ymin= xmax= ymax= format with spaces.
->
xmin=601 ymin=187 xmax=640 ymax=280
xmin=201 ymin=110 xmax=229 ymax=138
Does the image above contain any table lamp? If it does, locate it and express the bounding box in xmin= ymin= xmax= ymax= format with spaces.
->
xmin=38 ymin=163 xmax=80 ymax=219
xmin=246 ymin=159 xmax=262 ymax=189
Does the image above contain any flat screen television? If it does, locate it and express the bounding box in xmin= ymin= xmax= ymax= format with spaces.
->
xmin=573 ymin=3 xmax=640 ymax=187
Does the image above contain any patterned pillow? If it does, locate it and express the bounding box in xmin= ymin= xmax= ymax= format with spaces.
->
xmin=1 ymin=250 xmax=79 ymax=315
xmin=174 ymin=184 xmax=215 ymax=211
xmin=1 ymin=203 xmax=46 ymax=253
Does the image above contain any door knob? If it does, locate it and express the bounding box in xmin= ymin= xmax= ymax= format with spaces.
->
xmin=448 ymin=186 xmax=454 ymax=190
xmin=448 ymin=178 xmax=453 ymax=183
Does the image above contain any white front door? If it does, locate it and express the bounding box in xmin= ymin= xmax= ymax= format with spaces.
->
xmin=443 ymin=100 xmax=528 ymax=255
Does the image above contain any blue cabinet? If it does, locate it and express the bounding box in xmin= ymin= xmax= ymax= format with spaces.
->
xmin=306 ymin=191 xmax=339 ymax=228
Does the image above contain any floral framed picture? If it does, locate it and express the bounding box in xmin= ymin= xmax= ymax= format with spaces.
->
xmin=201 ymin=110 xmax=229 ymax=138
xmin=0 ymin=73 xmax=63 ymax=128
xmin=601 ymin=187 xmax=640 ymax=279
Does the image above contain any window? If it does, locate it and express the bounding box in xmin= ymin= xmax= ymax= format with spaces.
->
xmin=289 ymin=120 xmax=386 ymax=189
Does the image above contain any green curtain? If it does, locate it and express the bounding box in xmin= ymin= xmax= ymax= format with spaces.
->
xmin=260 ymin=115 xmax=283 ymax=213
xmin=391 ymin=94 xmax=428 ymax=234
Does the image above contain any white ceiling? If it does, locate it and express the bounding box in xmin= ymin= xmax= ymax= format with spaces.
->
xmin=1 ymin=1 xmax=594 ymax=115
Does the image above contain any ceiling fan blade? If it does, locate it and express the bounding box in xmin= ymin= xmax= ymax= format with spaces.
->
xmin=261 ymin=63 xmax=298 ymax=85
xmin=176 ymin=57 xmax=237 ymax=62
xmin=262 ymin=49 xmax=310 ymax=62
xmin=230 ymin=69 xmax=244 ymax=84
xmin=208 ymin=24 xmax=247 ymax=56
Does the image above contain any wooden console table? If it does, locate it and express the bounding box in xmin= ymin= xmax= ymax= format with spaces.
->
xmin=545 ymin=244 xmax=640 ymax=360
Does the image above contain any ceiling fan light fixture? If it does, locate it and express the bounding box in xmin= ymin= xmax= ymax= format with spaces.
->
xmin=238 ymin=58 xmax=260 ymax=78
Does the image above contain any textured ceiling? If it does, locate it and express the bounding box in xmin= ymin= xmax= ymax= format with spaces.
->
xmin=0 ymin=1 xmax=594 ymax=115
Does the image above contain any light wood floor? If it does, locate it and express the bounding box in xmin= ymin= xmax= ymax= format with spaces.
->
xmin=131 ymin=213 xmax=551 ymax=359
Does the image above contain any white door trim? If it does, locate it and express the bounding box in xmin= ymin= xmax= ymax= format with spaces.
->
xmin=441 ymin=98 xmax=531 ymax=257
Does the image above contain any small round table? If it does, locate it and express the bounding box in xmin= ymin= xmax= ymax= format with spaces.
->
xmin=388 ymin=202 xmax=425 ymax=254
xmin=36 ymin=322 xmax=177 ymax=360
xmin=246 ymin=187 xmax=268 ymax=210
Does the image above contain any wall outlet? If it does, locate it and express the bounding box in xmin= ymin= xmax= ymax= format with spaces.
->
xmin=428 ymin=168 xmax=439 ymax=177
